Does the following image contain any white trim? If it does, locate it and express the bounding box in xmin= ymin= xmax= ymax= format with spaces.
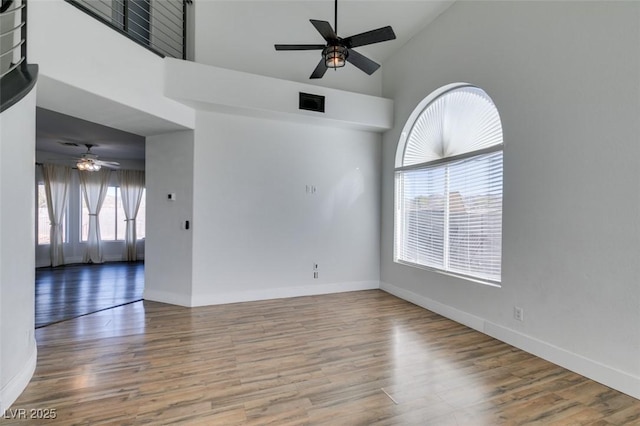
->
xmin=143 ymin=288 xmax=192 ymax=307
xmin=395 ymin=144 xmax=504 ymax=172
xmin=380 ymin=281 xmax=640 ymax=400
xmin=37 ymin=254 xmax=145 ymax=268
xmin=381 ymin=281 xmax=486 ymax=331
xmin=0 ymin=339 xmax=37 ymax=413
xmin=394 ymin=260 xmax=501 ymax=288
xmin=190 ymin=281 xmax=380 ymax=307
xmin=65 ymin=255 xmax=125 ymax=264
xmin=484 ymin=322 xmax=640 ymax=400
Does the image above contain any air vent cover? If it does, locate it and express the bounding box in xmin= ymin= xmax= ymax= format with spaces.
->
xmin=299 ymin=92 xmax=325 ymax=113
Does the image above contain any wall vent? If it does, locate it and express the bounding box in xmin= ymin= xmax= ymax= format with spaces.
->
xmin=299 ymin=92 xmax=325 ymax=113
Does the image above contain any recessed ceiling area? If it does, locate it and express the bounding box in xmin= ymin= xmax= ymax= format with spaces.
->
xmin=36 ymin=107 xmax=145 ymax=162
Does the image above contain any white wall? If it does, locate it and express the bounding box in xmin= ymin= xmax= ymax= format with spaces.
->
xmin=144 ymin=131 xmax=194 ymax=306
xmin=380 ymin=1 xmax=640 ymax=398
xmin=0 ymin=89 xmax=37 ymax=411
xmin=28 ymin=0 xmax=194 ymax=136
xmin=190 ymin=112 xmax=381 ymax=305
xmin=161 ymin=58 xmax=387 ymax=306
xmin=164 ymin=59 xmax=393 ymax=132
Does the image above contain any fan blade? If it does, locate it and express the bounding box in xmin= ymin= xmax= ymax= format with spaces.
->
xmin=310 ymin=19 xmax=337 ymax=42
xmin=275 ymin=44 xmax=326 ymax=51
xmin=310 ymin=58 xmax=328 ymax=79
xmin=346 ymin=49 xmax=380 ymax=75
xmin=343 ymin=26 xmax=396 ymax=48
xmin=94 ymin=161 xmax=120 ymax=169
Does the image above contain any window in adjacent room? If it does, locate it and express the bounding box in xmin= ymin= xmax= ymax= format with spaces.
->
xmin=81 ymin=187 xmax=146 ymax=241
xmin=135 ymin=188 xmax=146 ymax=240
xmin=394 ymin=84 xmax=504 ymax=285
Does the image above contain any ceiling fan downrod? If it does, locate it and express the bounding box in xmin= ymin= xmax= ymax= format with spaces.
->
xmin=273 ymin=0 xmax=396 ymax=79
xmin=334 ymin=0 xmax=338 ymax=35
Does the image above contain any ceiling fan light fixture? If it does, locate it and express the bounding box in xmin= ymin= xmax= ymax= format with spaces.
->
xmin=323 ymin=45 xmax=348 ymax=69
xmin=274 ymin=0 xmax=395 ymax=79
xmin=77 ymin=159 xmax=101 ymax=172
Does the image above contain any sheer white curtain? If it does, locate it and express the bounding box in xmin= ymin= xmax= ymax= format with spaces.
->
xmin=79 ymin=169 xmax=111 ymax=263
xmin=117 ymin=170 xmax=145 ymax=261
xmin=42 ymin=164 xmax=71 ymax=267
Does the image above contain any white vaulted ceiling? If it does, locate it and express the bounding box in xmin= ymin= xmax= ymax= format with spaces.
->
xmin=193 ymin=0 xmax=455 ymax=95
xmin=35 ymin=1 xmax=455 ymax=160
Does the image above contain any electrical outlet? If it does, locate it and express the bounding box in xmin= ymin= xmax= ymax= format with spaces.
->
xmin=313 ymin=263 xmax=318 ymax=271
xmin=514 ymin=306 xmax=524 ymax=322
xmin=313 ymin=271 xmax=318 ymax=279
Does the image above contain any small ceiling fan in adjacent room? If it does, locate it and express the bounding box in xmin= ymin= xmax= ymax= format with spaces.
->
xmin=75 ymin=144 xmax=120 ymax=171
xmin=274 ymin=0 xmax=396 ymax=79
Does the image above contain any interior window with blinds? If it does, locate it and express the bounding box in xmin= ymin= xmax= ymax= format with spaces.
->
xmin=394 ymin=85 xmax=503 ymax=284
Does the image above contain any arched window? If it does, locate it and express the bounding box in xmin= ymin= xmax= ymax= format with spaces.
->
xmin=394 ymin=84 xmax=503 ymax=284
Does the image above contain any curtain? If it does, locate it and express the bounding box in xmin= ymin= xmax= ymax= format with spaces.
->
xmin=117 ymin=170 xmax=145 ymax=261
xmin=42 ymin=164 xmax=71 ymax=267
xmin=79 ymin=169 xmax=111 ymax=263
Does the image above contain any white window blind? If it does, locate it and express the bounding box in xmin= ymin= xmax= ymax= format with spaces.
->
xmin=395 ymin=85 xmax=503 ymax=284
xmin=402 ymin=86 xmax=503 ymax=167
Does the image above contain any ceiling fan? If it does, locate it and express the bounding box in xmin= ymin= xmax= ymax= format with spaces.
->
xmin=75 ymin=144 xmax=120 ymax=171
xmin=274 ymin=0 xmax=396 ymax=79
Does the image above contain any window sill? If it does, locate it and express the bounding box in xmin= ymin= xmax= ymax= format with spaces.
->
xmin=394 ymin=259 xmax=501 ymax=288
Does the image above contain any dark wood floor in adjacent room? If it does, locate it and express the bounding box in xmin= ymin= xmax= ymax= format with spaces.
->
xmin=35 ymin=262 xmax=144 ymax=328
xmin=12 ymin=290 xmax=640 ymax=424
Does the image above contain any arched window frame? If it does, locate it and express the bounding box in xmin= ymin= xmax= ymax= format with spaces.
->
xmin=394 ymin=83 xmax=504 ymax=285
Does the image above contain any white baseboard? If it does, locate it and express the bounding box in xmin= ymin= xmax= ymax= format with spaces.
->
xmin=380 ymin=281 xmax=486 ymax=332
xmin=0 ymin=338 xmax=37 ymax=413
xmin=380 ymin=281 xmax=640 ymax=400
xmin=191 ymin=281 xmax=380 ymax=307
xmin=66 ymin=255 xmax=135 ymax=264
xmin=143 ymin=288 xmax=192 ymax=307
xmin=36 ymin=255 xmax=145 ymax=268
xmin=483 ymin=322 xmax=640 ymax=400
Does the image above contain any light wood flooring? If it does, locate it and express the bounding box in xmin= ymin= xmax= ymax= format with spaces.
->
xmin=9 ymin=290 xmax=640 ymax=424
xmin=35 ymin=262 xmax=144 ymax=328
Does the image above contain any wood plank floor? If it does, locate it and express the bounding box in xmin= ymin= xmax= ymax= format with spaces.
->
xmin=9 ymin=290 xmax=640 ymax=425
xmin=35 ymin=262 xmax=144 ymax=328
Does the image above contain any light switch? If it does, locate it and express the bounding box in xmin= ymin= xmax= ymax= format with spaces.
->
xmin=168 ymin=193 xmax=176 ymax=201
